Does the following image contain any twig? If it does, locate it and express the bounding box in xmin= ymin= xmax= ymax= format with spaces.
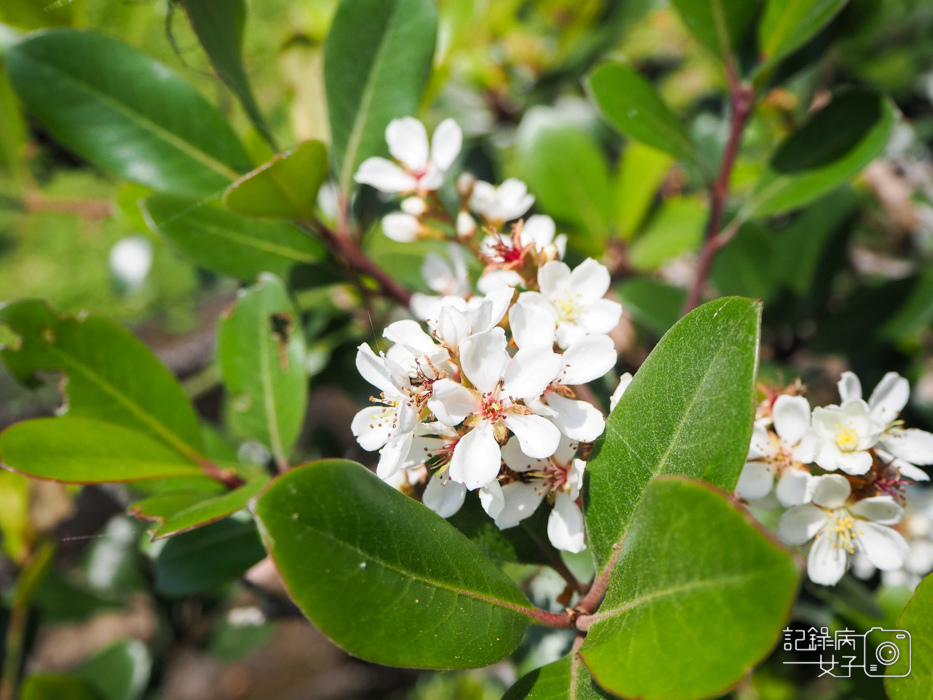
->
xmin=683 ymin=64 xmax=755 ymax=315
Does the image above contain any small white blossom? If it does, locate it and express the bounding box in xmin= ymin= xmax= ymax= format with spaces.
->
xmin=109 ymin=237 xmax=153 ymax=288
xmin=518 ymin=259 xmax=622 ymax=349
xmin=778 ymin=474 xmax=909 ymax=586
xmin=811 ymin=399 xmax=883 ymax=475
xmin=470 ymin=178 xmax=535 ymax=224
xmin=381 ymin=212 xmax=423 ymax=242
xmin=355 ymin=117 xmax=462 ymax=195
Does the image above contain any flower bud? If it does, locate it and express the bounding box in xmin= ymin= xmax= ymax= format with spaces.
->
xmin=456 ymin=211 xmax=477 ymax=237
xmin=382 ymin=212 xmax=423 ymax=242
xmin=401 ymin=196 xmax=428 ymax=216
xmin=457 ymin=172 xmax=476 ymax=199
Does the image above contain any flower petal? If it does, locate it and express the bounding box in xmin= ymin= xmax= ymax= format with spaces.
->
xmin=437 ymin=306 xmax=471 ymax=348
xmin=376 ymin=432 xmax=413 ymax=480
xmin=448 ymin=421 xmax=502 ymax=490
xmin=868 ymin=371 xmax=909 ymax=425
xmin=538 ymin=261 xmax=571 ymax=299
xmin=430 ymin=118 xmax=462 ymax=172
xmin=500 ymin=437 xmax=549 ymax=473
xmin=837 ymin=371 xmax=862 ymax=403
xmin=509 ymin=302 xmax=556 ymax=349
xmin=423 ymin=473 xmax=466 ymax=518
xmin=428 ymin=378 xmax=481 ymax=425
xmin=496 ymin=481 xmax=546 ymax=529
xmin=501 ymin=347 xmax=562 ymax=400
xmin=354 ymin=157 xmax=417 ymax=192
xmin=383 ymin=319 xmax=438 ymax=356
xmin=579 ymin=299 xmax=623 ymax=335
xmin=478 ymin=269 xmax=524 ymax=295
xmin=811 ymin=474 xmax=852 ymax=509
xmin=544 ymin=393 xmax=605 ymax=442
xmin=548 ymin=493 xmax=586 ymax=553
xmin=568 ymin=258 xmax=611 ymax=300
xmin=883 ymin=429 xmax=933 ymax=466
xmin=382 ymin=213 xmax=421 ymax=242
xmin=479 ymin=479 xmax=506 ymax=519
xmin=459 ymin=327 xmax=510 ymax=394
xmin=386 ymin=117 xmax=429 ymax=172
xmin=735 ymin=461 xmax=774 ymax=501
xmin=520 ymin=215 xmax=556 ymax=249
xmin=609 ymin=373 xmax=633 ymax=412
xmin=747 ymin=423 xmax=771 ymax=460
xmin=356 ymin=343 xmax=404 ymax=395
xmin=856 ymin=521 xmax=910 ymax=571
xmin=772 ymin=395 xmax=811 ymax=446
xmin=778 ymin=505 xmax=829 ymax=545
xmin=503 ymin=413 xmax=560 ymax=459
xmin=350 ymin=405 xmax=393 ymax=451
xmin=776 ymin=469 xmax=815 ymax=507
xmin=560 ymin=334 xmax=617 ymax=386
xmin=807 ymin=534 xmax=848 ymax=585
xmin=849 ymin=496 xmax=905 ymax=526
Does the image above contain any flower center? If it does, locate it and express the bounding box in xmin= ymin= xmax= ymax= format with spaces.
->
xmin=367 ymin=394 xmax=400 ymax=431
xmin=482 ymin=395 xmax=506 ymax=421
xmin=555 ymin=294 xmax=582 ymax=322
xmin=834 ymin=423 xmax=859 ymax=452
xmin=819 ymin=511 xmax=863 ymax=554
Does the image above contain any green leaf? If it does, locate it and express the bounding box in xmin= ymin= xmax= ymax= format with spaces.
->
xmin=745 ymin=88 xmax=896 ymax=218
xmin=613 ymin=142 xmax=674 ymax=240
xmin=0 ymin=417 xmax=203 ymax=483
xmin=181 ymin=0 xmax=275 ymax=150
xmin=217 ymin=274 xmax=308 ymax=459
xmin=6 ymin=29 xmax=251 ymax=194
xmin=711 ymin=222 xmax=779 ymax=302
xmin=614 ymin=279 xmax=686 ymax=335
xmin=886 ymin=573 xmax=933 ymax=698
xmin=628 ymin=196 xmax=706 ymax=271
xmin=584 ymin=297 xmax=761 ymax=572
xmin=759 ymin=0 xmax=850 ymax=69
xmin=325 ymin=0 xmax=437 ymax=191
xmin=78 ymin=640 xmax=151 ymax=700
xmin=131 ymin=476 xmax=268 ymax=540
xmin=670 ymin=0 xmax=758 ymax=64
xmin=448 ymin=493 xmax=561 ymax=566
xmin=587 ymin=63 xmax=704 ymax=169
xmin=0 ymin=300 xmax=203 ymax=458
xmin=155 ymin=515 xmax=265 ymax=596
xmin=141 ymin=194 xmax=328 ymax=283
xmin=516 ymin=109 xmax=612 ymax=245
xmin=0 ymin=0 xmax=84 ymax=29
xmin=503 ymin=654 xmax=611 ymax=699
xmin=20 ymin=676 xmax=101 ymax=700
xmin=223 ymin=141 xmax=328 ymax=220
xmin=580 ymin=477 xmax=800 ymax=700
xmin=253 ymin=460 xmax=535 ymax=669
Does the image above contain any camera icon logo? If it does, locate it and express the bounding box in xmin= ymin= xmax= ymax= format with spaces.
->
xmin=864 ymin=628 xmax=911 ymax=677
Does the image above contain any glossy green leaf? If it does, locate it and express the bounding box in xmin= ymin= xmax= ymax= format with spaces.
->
xmin=584 ymin=297 xmax=761 ymax=572
xmin=325 ymin=0 xmax=437 ymax=191
xmin=155 ymin=515 xmax=265 ymax=596
xmin=20 ymin=676 xmax=100 ymax=700
xmin=0 ymin=300 xmax=203 ymax=457
xmin=615 ymin=279 xmax=686 ymax=335
xmin=6 ymin=29 xmax=251 ymax=194
xmin=131 ymin=477 xmax=268 ymax=540
xmin=141 ymin=194 xmax=327 ymax=283
xmin=218 ymin=274 xmax=307 ymax=459
xmin=0 ymin=417 xmax=203 ymax=483
xmin=182 ymin=0 xmax=274 ymax=149
xmin=448 ymin=492 xmax=560 ymax=566
xmin=253 ymin=460 xmax=535 ymax=669
xmin=745 ymin=89 xmax=896 ymax=218
xmin=79 ymin=640 xmax=151 ymax=700
xmin=759 ymin=0 xmax=850 ymax=68
xmin=670 ymin=0 xmax=757 ymax=63
xmin=580 ymin=478 xmax=800 ymax=700
xmin=223 ymin=141 xmax=328 ymax=220
xmin=503 ymin=654 xmax=611 ymax=699
xmin=516 ymin=110 xmax=612 ymax=245
xmin=628 ymin=196 xmax=705 ymax=271
xmin=614 ymin=142 xmax=674 ymax=240
xmin=886 ymin=573 xmax=933 ymax=698
xmin=588 ymin=63 xmax=704 ymax=169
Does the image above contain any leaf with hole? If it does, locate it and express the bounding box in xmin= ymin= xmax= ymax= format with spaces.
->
xmin=6 ymin=29 xmax=251 ymax=194
xmin=584 ymin=297 xmax=761 ymax=573
xmin=580 ymin=477 xmax=800 ymax=700
xmin=253 ymin=460 xmax=535 ymax=669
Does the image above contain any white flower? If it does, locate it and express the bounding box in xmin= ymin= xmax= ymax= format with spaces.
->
xmin=838 ymin=371 xmax=933 ymax=482
xmin=518 ymin=259 xmax=622 ymax=349
xmin=355 ymin=117 xmax=462 ymax=195
xmin=510 ymin=303 xmax=616 ymax=442
xmin=498 ymin=437 xmax=587 ymax=552
xmin=609 ymin=373 xmax=633 ymax=412
xmin=736 ymin=395 xmax=817 ymax=505
xmin=381 ymin=212 xmax=424 ymax=242
xmin=350 ymin=344 xmax=420 ymax=479
xmin=470 ymin=178 xmax=535 ymax=224
xmin=811 ymin=399 xmax=883 ymax=475
xmin=109 ymin=237 xmax=153 ymax=288
xmin=519 ymin=215 xmax=566 ymax=258
xmin=421 ymin=244 xmax=470 ymax=298
xmin=778 ymin=474 xmax=909 ymax=585
xmin=426 ymin=327 xmax=562 ymax=489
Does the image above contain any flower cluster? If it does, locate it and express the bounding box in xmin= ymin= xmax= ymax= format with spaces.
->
xmin=350 ymin=117 xmax=623 ymax=553
xmin=737 ymin=372 xmax=933 ymax=586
